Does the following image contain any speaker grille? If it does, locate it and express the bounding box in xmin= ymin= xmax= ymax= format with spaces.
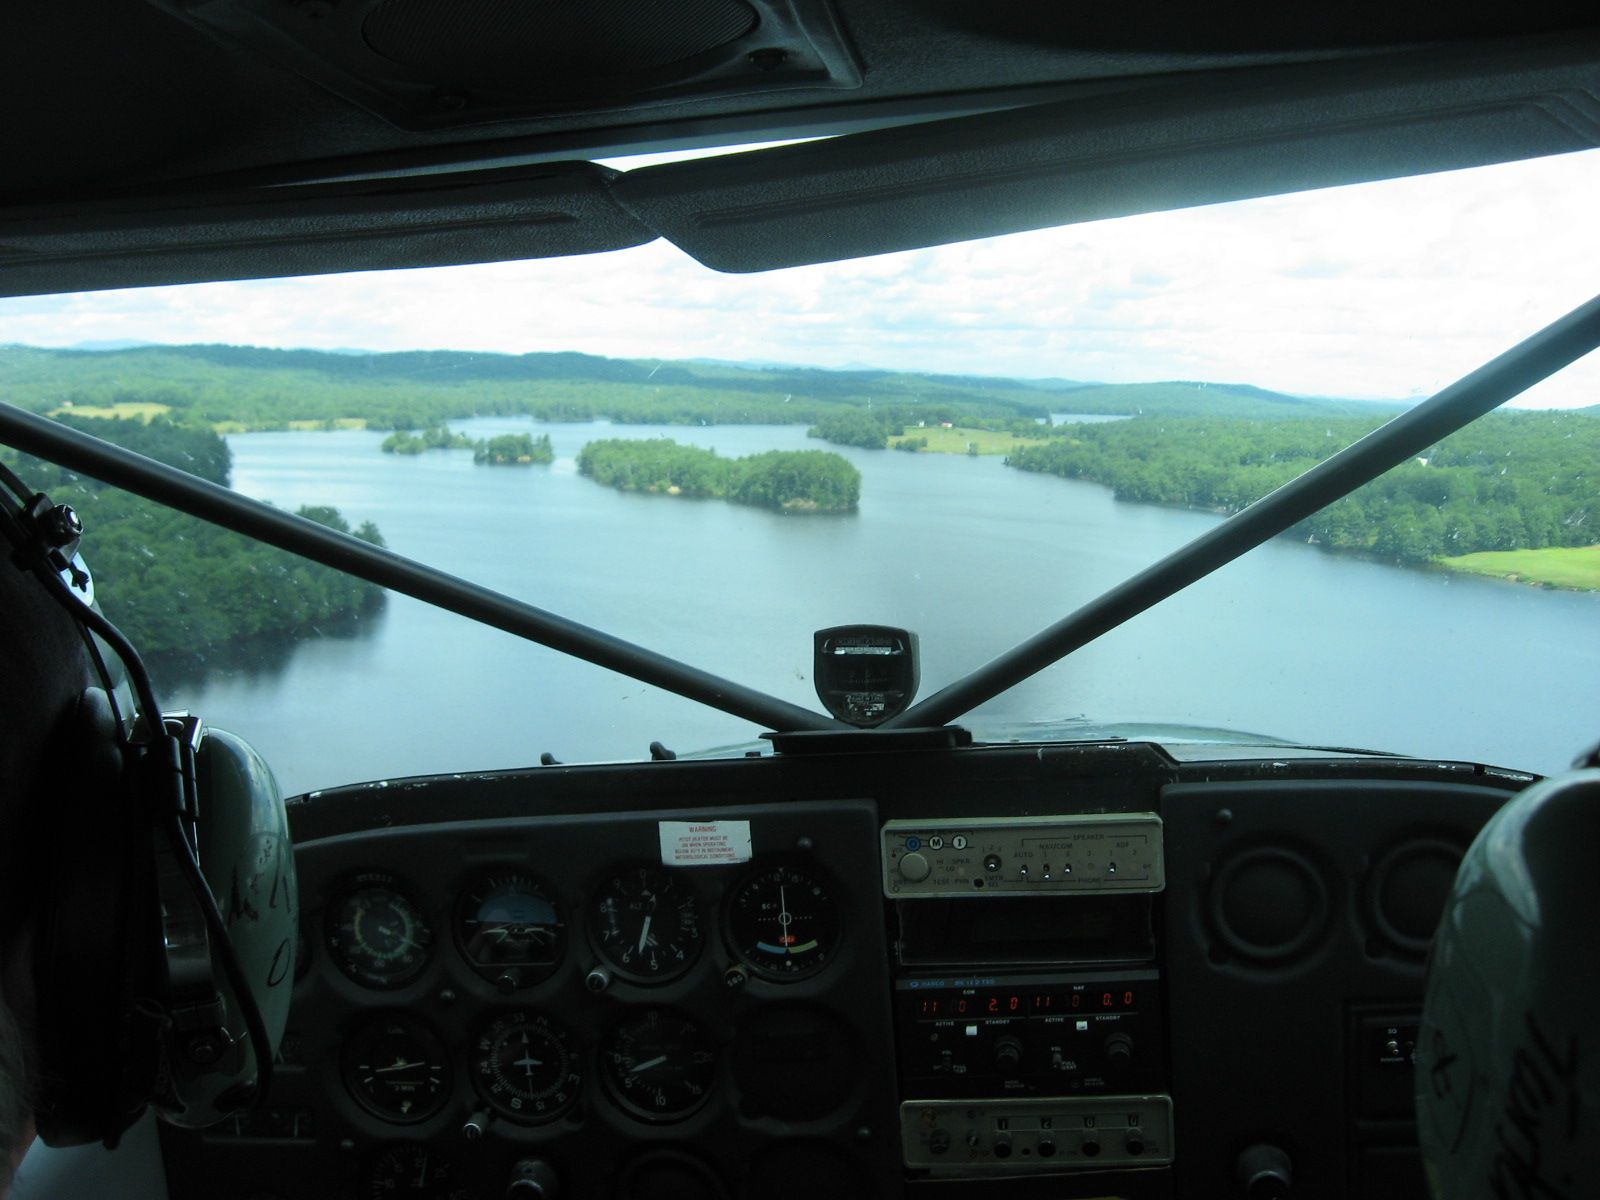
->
xmin=1208 ymin=846 xmax=1330 ymax=962
xmin=363 ymin=0 xmax=760 ymax=90
xmin=1366 ymin=838 xmax=1462 ymax=953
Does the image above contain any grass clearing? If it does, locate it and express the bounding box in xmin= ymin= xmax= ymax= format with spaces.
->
xmin=892 ymin=425 xmax=1052 ymax=455
xmin=1438 ymin=545 xmax=1600 ymax=590
xmin=288 ymin=417 xmax=368 ymax=430
xmin=211 ymin=417 xmax=369 ymax=433
xmin=51 ymin=401 xmax=171 ymax=420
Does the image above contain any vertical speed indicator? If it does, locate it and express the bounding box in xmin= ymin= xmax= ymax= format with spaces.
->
xmin=725 ymin=864 xmax=840 ymax=981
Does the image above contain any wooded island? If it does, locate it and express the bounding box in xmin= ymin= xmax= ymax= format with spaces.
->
xmin=577 ymin=439 xmax=860 ymax=513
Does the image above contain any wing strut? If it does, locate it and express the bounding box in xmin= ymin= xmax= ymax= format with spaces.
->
xmin=886 ymin=292 xmax=1600 ymax=730
xmin=0 ymin=404 xmax=844 ymax=736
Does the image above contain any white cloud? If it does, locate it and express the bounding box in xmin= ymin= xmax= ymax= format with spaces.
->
xmin=4 ymin=148 xmax=1600 ymax=406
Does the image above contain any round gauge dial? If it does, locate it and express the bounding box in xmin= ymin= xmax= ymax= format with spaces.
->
xmin=471 ymin=1011 xmax=581 ymax=1123
xmin=726 ymin=864 xmax=841 ymax=981
xmin=589 ymin=866 xmax=704 ymax=982
xmin=326 ymin=875 xmax=433 ymax=989
xmin=366 ymin=1143 xmax=470 ymax=1200
xmin=455 ymin=871 xmax=565 ymax=989
xmin=343 ymin=1014 xmax=452 ymax=1123
xmin=601 ymin=1009 xmax=718 ymax=1122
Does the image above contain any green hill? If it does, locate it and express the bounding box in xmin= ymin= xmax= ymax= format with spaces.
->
xmin=0 ymin=343 xmax=1380 ymax=431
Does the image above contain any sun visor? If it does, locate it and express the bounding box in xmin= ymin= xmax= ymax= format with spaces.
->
xmin=0 ymin=162 xmax=654 ymax=298
xmin=614 ymin=36 xmax=1600 ymax=272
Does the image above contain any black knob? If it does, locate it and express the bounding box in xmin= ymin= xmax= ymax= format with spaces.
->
xmin=1082 ymin=1139 xmax=1101 ymax=1157
xmin=1236 ymin=1143 xmax=1293 ymax=1199
xmin=929 ymin=1130 xmax=951 ymax=1156
xmin=992 ymin=1138 xmax=1012 ymax=1159
xmin=993 ymin=1036 xmax=1023 ymax=1071
xmin=507 ymin=1158 xmax=560 ymax=1199
xmin=1104 ymin=1032 xmax=1134 ymax=1067
xmin=1126 ymin=1134 xmax=1145 ymax=1156
xmin=1037 ymin=1139 xmax=1056 ymax=1158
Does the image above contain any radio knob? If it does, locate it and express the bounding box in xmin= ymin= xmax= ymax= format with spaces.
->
xmin=1236 ymin=1143 xmax=1293 ymax=1199
xmin=899 ymin=851 xmax=932 ymax=882
xmin=1105 ymin=1032 xmax=1134 ymax=1067
xmin=993 ymin=1037 xmax=1023 ymax=1071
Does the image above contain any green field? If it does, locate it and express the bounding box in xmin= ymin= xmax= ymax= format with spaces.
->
xmin=51 ymin=401 xmax=172 ymax=420
xmin=894 ymin=426 xmax=1051 ymax=455
xmin=1438 ymin=545 xmax=1600 ymax=590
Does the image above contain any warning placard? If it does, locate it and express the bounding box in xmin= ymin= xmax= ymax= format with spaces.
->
xmin=658 ymin=820 xmax=753 ymax=866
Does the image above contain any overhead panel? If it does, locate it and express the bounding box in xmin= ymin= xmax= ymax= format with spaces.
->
xmin=613 ymin=34 xmax=1600 ymax=272
xmin=151 ymin=0 xmax=861 ymax=130
xmin=0 ymin=162 xmax=654 ymax=298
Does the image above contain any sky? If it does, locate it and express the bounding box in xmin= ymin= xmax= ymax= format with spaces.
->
xmin=4 ymin=147 xmax=1600 ymax=408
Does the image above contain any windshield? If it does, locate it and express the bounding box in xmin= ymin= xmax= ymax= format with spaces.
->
xmin=2 ymin=150 xmax=1598 ymax=795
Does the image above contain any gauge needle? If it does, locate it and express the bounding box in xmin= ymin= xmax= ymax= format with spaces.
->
xmin=375 ymin=1059 xmax=423 ymax=1073
xmin=413 ymin=1150 xmax=428 ymax=1189
xmin=637 ymin=914 xmax=653 ymax=954
xmin=628 ymin=1055 xmax=669 ymax=1075
xmin=779 ymin=885 xmax=793 ymax=946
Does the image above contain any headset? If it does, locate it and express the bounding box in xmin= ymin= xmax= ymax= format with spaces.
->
xmin=0 ymin=459 xmax=296 ymax=1149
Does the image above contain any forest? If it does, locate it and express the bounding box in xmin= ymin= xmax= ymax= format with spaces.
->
xmin=577 ymin=439 xmax=861 ymax=513
xmin=1 ymin=416 xmax=386 ymax=679
xmin=1004 ymin=412 xmax=1600 ymax=563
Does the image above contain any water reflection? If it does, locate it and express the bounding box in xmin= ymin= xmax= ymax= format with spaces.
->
xmin=149 ymin=604 xmax=389 ymax=693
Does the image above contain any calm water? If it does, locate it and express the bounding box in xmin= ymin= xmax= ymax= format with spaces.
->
xmin=169 ymin=419 xmax=1600 ymax=795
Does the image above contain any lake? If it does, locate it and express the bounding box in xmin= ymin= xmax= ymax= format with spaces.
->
xmin=167 ymin=419 xmax=1600 ymax=796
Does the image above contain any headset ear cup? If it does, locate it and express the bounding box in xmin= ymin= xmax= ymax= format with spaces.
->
xmin=31 ymin=688 xmax=164 ymax=1148
xmin=153 ymin=726 xmax=296 ymax=1128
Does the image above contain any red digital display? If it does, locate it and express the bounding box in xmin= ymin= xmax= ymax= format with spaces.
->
xmin=912 ymin=985 xmax=1140 ymax=1020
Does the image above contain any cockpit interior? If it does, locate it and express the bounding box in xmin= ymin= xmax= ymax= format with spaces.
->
xmin=3 ymin=3 xmax=1600 ymax=1199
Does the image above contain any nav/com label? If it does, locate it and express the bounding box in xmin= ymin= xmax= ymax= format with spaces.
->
xmin=882 ymin=815 xmax=1164 ymax=897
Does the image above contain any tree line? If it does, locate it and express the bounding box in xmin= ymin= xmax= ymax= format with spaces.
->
xmin=1003 ymin=412 xmax=1600 ymax=562
xmin=2 ymin=343 xmax=1454 ymax=436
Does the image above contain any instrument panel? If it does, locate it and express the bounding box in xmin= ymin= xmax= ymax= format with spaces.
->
xmin=158 ymin=742 xmax=1525 ymax=1199
xmin=166 ymin=800 xmax=896 ymax=1200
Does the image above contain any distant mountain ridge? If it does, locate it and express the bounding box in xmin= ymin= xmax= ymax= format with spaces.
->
xmin=0 ymin=342 xmax=1399 ymax=423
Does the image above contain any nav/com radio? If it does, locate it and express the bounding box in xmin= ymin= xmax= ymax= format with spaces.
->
xmin=884 ymin=814 xmax=1173 ymax=1178
xmin=882 ymin=813 xmax=1164 ymax=896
